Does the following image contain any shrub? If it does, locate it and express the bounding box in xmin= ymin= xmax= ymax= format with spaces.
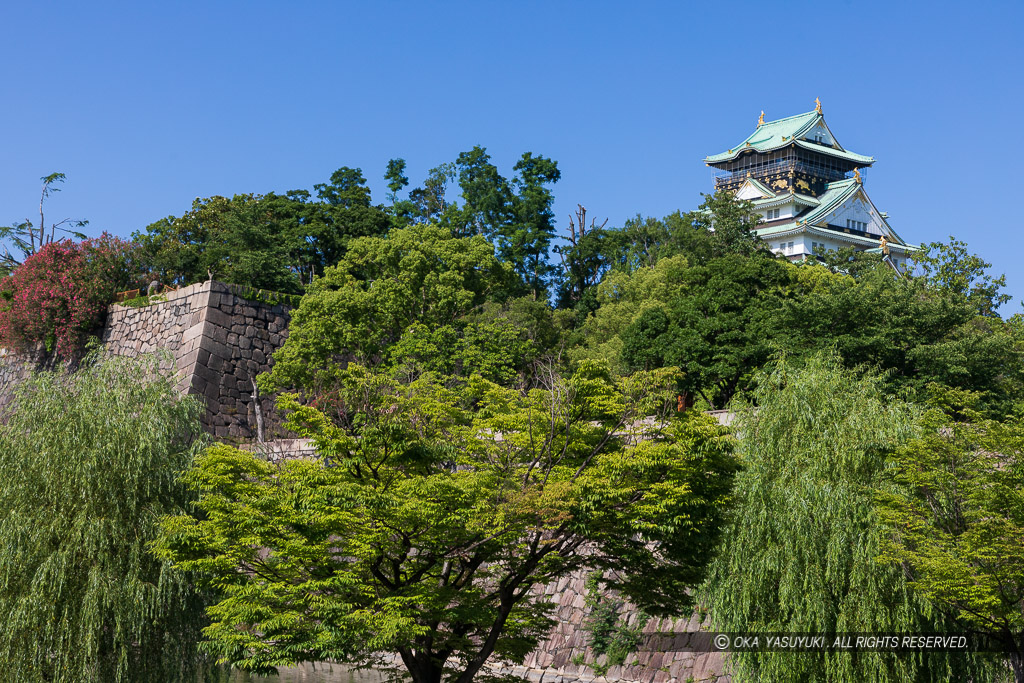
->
xmin=0 ymin=234 xmax=142 ymax=359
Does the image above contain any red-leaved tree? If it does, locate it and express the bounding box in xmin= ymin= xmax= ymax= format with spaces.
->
xmin=0 ymin=235 xmax=142 ymax=360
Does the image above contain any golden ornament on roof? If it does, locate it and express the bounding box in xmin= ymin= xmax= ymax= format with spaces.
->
xmin=854 ymin=168 xmax=862 ymax=183
xmin=758 ymin=110 xmax=765 ymax=125
xmin=815 ymin=97 xmax=822 ymax=113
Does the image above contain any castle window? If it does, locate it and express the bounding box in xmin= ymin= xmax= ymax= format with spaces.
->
xmin=766 ymin=208 xmax=780 ymax=220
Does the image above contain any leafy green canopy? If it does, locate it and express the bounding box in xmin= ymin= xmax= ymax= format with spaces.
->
xmin=777 ymin=261 xmax=1023 ymax=415
xmin=262 ymin=223 xmax=518 ymax=393
xmin=157 ymin=362 xmax=738 ymax=683
xmin=877 ymin=386 xmax=1024 ymax=679
xmin=0 ymin=355 xmax=212 ymax=683
xmin=134 ymin=167 xmax=391 ymax=292
xmin=703 ymin=354 xmax=997 ymax=683
xmin=571 ymin=230 xmax=1023 ymax=414
xmin=554 ymin=190 xmax=764 ymax=311
xmin=389 ymin=147 xmax=561 ymax=299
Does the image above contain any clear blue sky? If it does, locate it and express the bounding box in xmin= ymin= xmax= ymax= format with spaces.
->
xmin=2 ymin=1 xmax=1022 ymax=308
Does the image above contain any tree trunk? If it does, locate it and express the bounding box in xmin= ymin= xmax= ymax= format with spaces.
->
xmin=1011 ymin=651 xmax=1024 ymax=683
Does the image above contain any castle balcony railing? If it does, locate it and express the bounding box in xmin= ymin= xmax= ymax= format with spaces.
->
xmin=712 ymin=159 xmax=865 ymax=188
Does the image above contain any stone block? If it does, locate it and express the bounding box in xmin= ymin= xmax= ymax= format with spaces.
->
xmin=178 ymin=347 xmax=200 ymax=370
xmin=182 ymin=322 xmax=205 ymax=343
xmin=239 ymin=335 xmax=252 ymax=350
xmin=206 ymin=324 xmax=229 ymax=346
xmin=205 ymin=306 xmax=232 ymax=330
xmin=204 ymin=382 xmax=221 ymax=400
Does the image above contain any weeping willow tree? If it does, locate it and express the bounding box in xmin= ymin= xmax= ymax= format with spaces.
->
xmin=0 ymin=354 xmax=214 ymax=682
xmin=702 ymin=353 xmax=1001 ymax=683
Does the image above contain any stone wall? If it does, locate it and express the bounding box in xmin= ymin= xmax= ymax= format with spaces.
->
xmin=0 ymin=350 xmax=34 ymax=412
xmin=102 ymin=280 xmax=293 ymax=440
xmin=497 ymin=570 xmax=727 ymax=683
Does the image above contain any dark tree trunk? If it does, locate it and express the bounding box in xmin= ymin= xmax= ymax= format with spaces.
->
xmin=1011 ymin=652 xmax=1024 ymax=683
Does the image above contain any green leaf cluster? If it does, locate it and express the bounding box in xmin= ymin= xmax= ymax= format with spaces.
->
xmin=877 ymin=386 xmax=1024 ymax=676
xmin=702 ymin=353 xmax=999 ymax=682
xmin=157 ymin=362 xmax=738 ymax=683
xmin=0 ymin=354 xmax=213 ymax=682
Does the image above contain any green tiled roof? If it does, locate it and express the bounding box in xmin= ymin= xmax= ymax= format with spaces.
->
xmin=754 ymin=222 xmax=919 ymax=252
xmin=750 ymin=177 xmax=914 ymax=248
xmin=793 ymin=140 xmax=873 ymax=165
xmin=705 ymin=110 xmax=874 ymax=165
xmin=750 ymin=192 xmax=820 ymax=209
xmin=800 ymin=178 xmax=861 ymax=225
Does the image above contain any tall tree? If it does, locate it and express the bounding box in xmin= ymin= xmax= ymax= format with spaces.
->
xmin=619 ymin=254 xmax=791 ymax=409
xmin=157 ymin=362 xmax=738 ymax=683
xmin=703 ymin=354 xmax=997 ymax=683
xmin=0 ymin=354 xmax=212 ymax=682
xmin=912 ymin=237 xmax=1011 ymax=316
xmin=877 ymin=386 xmax=1024 ymax=681
xmin=508 ymin=152 xmax=561 ymax=297
xmin=135 ymin=194 xmax=302 ymax=292
xmin=261 ymin=223 xmax=514 ymax=394
xmin=134 ymin=167 xmax=391 ymax=291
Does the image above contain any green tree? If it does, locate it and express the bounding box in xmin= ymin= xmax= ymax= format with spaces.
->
xmin=262 ymin=223 xmax=514 ymax=394
xmin=877 ymin=386 xmax=1024 ymax=681
xmin=619 ymin=254 xmax=792 ymax=409
xmin=912 ymin=237 xmax=1011 ymax=316
xmin=0 ymin=354 xmax=212 ymax=682
xmin=569 ymin=254 xmax=691 ymax=373
xmin=407 ymin=147 xmax=560 ymax=298
xmin=555 ymin=192 xmax=764 ymax=312
xmin=703 ymin=354 xmax=996 ymax=683
xmin=776 ymin=262 xmax=1024 ymax=415
xmin=384 ymin=297 xmax=571 ymax=386
xmin=157 ymin=362 xmax=738 ymax=683
xmin=134 ymin=167 xmax=391 ymax=291
xmin=135 ymin=194 xmax=301 ymax=292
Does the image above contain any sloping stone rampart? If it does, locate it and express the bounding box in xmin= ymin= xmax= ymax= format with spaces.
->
xmin=102 ymin=280 xmax=293 ymax=440
xmin=506 ymin=572 xmax=727 ymax=683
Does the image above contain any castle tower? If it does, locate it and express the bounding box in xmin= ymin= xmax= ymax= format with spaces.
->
xmin=704 ymin=99 xmax=917 ymax=269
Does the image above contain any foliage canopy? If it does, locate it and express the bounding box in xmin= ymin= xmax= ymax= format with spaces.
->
xmin=158 ymin=362 xmax=738 ymax=683
xmin=0 ymin=355 xmax=212 ymax=682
